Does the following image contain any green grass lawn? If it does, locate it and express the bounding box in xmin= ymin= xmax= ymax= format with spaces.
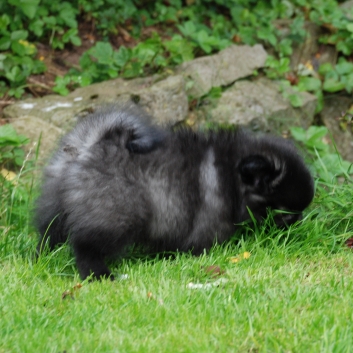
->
xmin=1 ymin=170 xmax=353 ymax=352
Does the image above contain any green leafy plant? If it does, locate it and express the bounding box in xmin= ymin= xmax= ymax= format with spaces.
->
xmin=319 ymin=59 xmax=353 ymax=93
xmin=0 ymin=13 xmax=46 ymax=98
xmin=2 ymin=0 xmax=353 ymax=102
xmin=78 ymin=0 xmax=138 ymax=36
xmin=0 ymin=124 xmax=29 ymax=168
xmin=337 ymin=109 xmax=353 ymax=133
xmin=290 ymin=125 xmax=352 ymax=182
xmin=265 ymin=56 xmax=291 ymax=80
xmin=53 ymin=33 xmax=197 ymax=94
xmin=177 ymin=21 xmax=230 ymax=54
xmin=0 ymin=0 xmax=83 ymax=97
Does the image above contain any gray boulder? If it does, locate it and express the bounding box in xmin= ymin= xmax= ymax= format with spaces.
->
xmin=320 ymin=96 xmax=353 ymax=162
xmin=9 ymin=116 xmax=63 ymax=161
xmin=176 ymin=44 xmax=268 ymax=98
xmin=207 ymin=78 xmax=317 ymax=133
xmin=4 ymin=74 xmax=188 ymax=158
xmin=4 ymin=75 xmax=189 ymax=131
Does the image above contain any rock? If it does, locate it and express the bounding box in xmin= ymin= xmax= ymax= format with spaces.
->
xmin=320 ymin=96 xmax=353 ymax=162
xmin=3 ymin=43 xmax=321 ymax=156
xmin=176 ymin=44 xmax=268 ymax=98
xmin=9 ymin=116 xmax=63 ymax=161
xmin=4 ymin=74 xmax=189 ymax=132
xmin=133 ymin=75 xmax=188 ymax=125
xmin=206 ymin=77 xmax=316 ymax=133
xmin=4 ymin=96 xmax=85 ymax=132
xmin=340 ymin=1 xmax=353 ymax=19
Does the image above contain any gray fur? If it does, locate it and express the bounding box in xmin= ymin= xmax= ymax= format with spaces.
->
xmin=35 ymin=104 xmax=314 ymax=280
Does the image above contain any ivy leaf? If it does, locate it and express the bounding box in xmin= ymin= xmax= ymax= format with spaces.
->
xmin=341 ymin=73 xmax=353 ymax=93
xmin=70 ymin=36 xmax=82 ymax=47
xmin=123 ymin=61 xmax=142 ymax=78
xmin=62 ymin=29 xmax=80 ymax=45
xmin=0 ymin=124 xmax=28 ymax=146
xmin=0 ymin=14 xmax=10 ymax=30
xmin=305 ymin=126 xmax=329 ymax=151
xmin=107 ymin=68 xmax=118 ymax=78
xmin=28 ymin=19 xmax=44 ymax=37
xmin=10 ymin=30 xmax=28 ymax=41
xmin=195 ymin=31 xmax=211 ymax=53
xmin=59 ymin=8 xmax=77 ymax=28
xmin=257 ymin=28 xmax=277 ymax=46
xmin=318 ymin=63 xmax=334 ymax=76
xmin=297 ymin=77 xmax=322 ymax=92
xmin=89 ymin=42 xmax=114 ymax=65
xmin=8 ymin=87 xmax=25 ymax=98
xmin=335 ymin=60 xmax=353 ymax=75
xmin=8 ymin=0 xmax=40 ymax=19
xmin=5 ymin=66 xmax=23 ymax=83
xmin=0 ymin=36 xmax=11 ymax=51
xmin=346 ymin=23 xmax=353 ymax=33
xmin=306 ymin=126 xmax=328 ymax=142
xmin=53 ymin=76 xmax=71 ymax=96
xmin=290 ymin=127 xmax=306 ymax=142
xmin=114 ymin=46 xmax=131 ymax=68
xmin=177 ymin=21 xmax=197 ymax=37
xmin=164 ymin=35 xmax=195 ymax=64
xmin=323 ymin=78 xmax=345 ymax=92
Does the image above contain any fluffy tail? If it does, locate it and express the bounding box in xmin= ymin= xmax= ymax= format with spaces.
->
xmin=63 ymin=104 xmax=167 ymax=156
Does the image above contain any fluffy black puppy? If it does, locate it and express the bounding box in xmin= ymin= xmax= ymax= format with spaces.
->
xmin=35 ymin=104 xmax=314 ymax=280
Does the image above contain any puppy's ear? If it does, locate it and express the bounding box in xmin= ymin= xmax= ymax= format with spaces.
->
xmin=238 ymin=155 xmax=280 ymax=192
xmin=126 ymin=135 xmax=162 ymax=154
xmin=126 ymin=132 xmax=165 ymax=154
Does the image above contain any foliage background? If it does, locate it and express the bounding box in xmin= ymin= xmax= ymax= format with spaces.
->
xmin=1 ymin=0 xmax=353 ymax=107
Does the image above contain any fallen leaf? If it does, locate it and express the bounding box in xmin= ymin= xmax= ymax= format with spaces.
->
xmin=304 ymin=60 xmax=314 ymax=71
xmin=232 ymin=34 xmax=242 ymax=43
xmin=345 ymin=238 xmax=353 ymax=248
xmin=203 ymin=265 xmax=225 ymax=277
xmin=243 ymin=251 xmax=251 ymax=259
xmin=1 ymin=168 xmax=17 ymax=182
xmin=146 ymin=291 xmax=164 ymax=305
xmin=229 ymin=252 xmax=251 ymax=263
xmin=73 ymin=283 xmax=82 ymax=290
xmin=285 ymin=72 xmax=299 ymax=86
xmin=62 ymin=282 xmax=83 ymax=300
xmin=62 ymin=290 xmax=73 ymax=300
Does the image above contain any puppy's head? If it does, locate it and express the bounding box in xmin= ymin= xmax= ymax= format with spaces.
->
xmin=238 ymin=137 xmax=314 ymax=227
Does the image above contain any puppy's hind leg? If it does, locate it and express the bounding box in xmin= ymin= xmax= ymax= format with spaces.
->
xmin=72 ymin=240 xmax=114 ymax=281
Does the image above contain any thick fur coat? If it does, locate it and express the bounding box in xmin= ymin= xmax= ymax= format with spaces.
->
xmin=35 ymin=105 xmax=314 ymax=280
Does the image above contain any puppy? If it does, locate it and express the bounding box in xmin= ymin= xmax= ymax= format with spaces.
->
xmin=35 ymin=104 xmax=314 ymax=280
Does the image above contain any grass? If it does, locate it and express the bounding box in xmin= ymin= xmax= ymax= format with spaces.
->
xmin=0 ymin=164 xmax=353 ymax=352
